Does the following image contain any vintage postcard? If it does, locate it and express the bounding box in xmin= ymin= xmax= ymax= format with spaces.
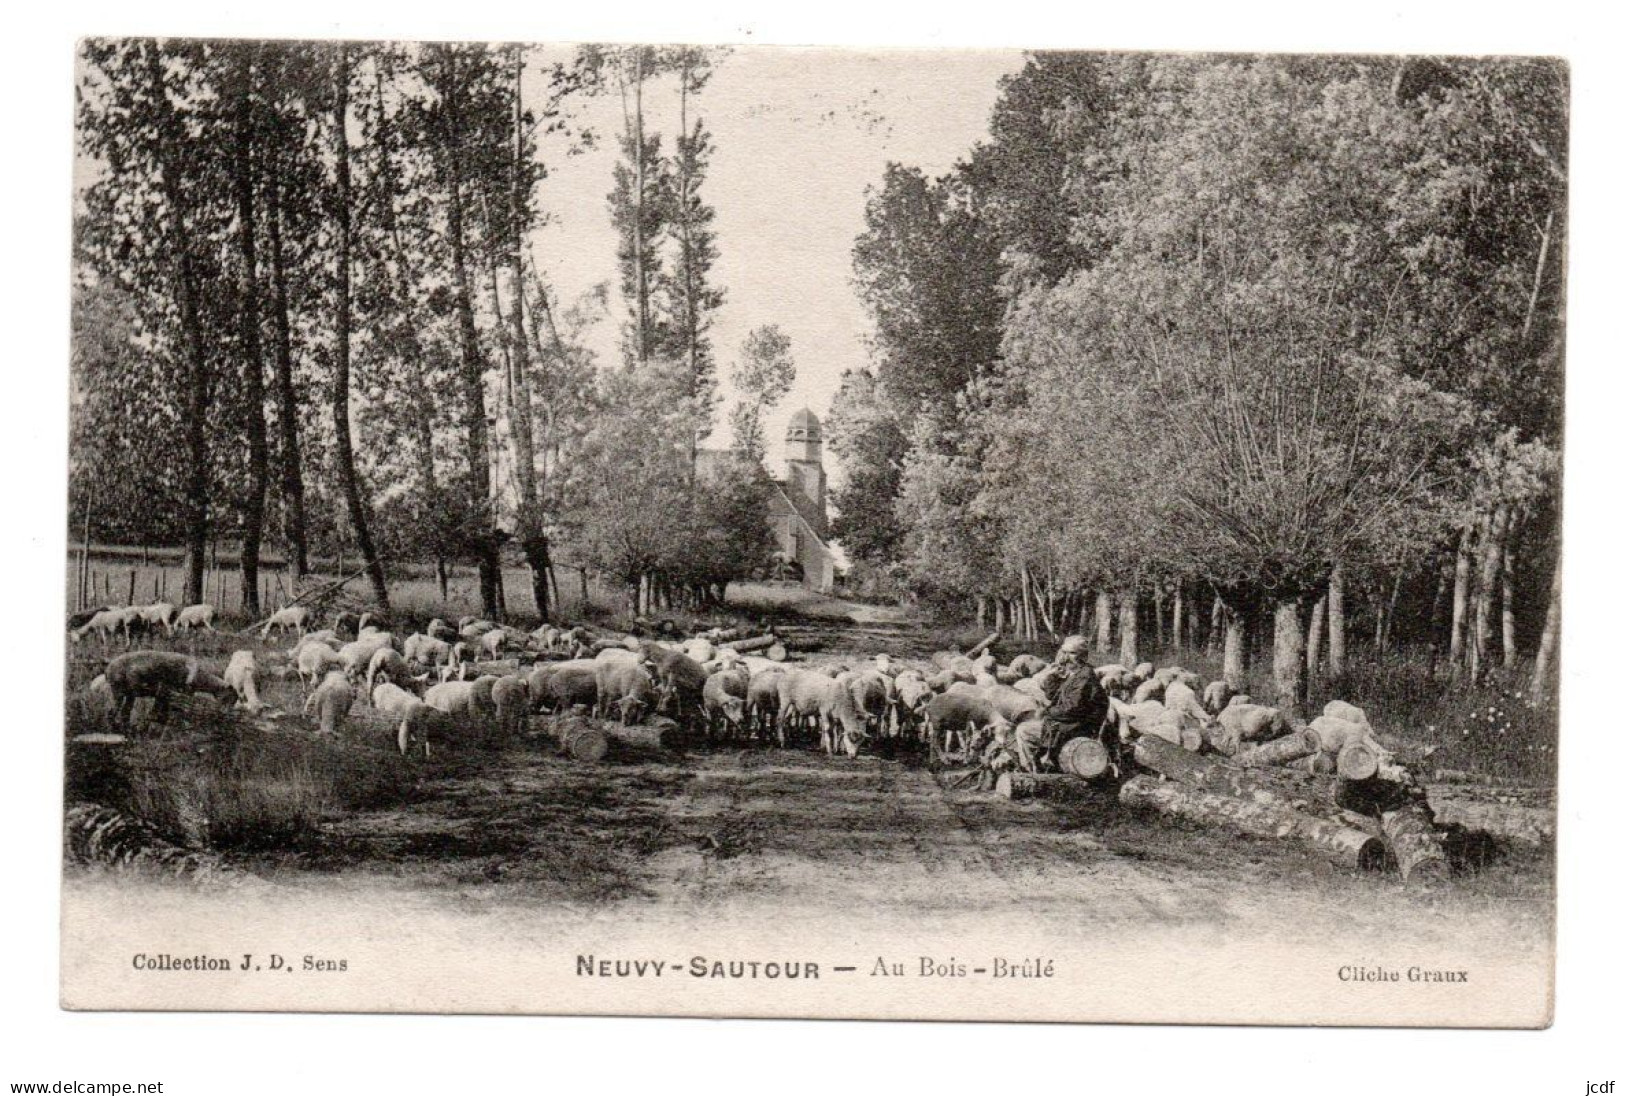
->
xmin=62 ymin=39 xmax=1563 ymax=1025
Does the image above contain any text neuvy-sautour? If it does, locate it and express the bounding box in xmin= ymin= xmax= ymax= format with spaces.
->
xmin=576 ymin=956 xmax=1055 ymax=980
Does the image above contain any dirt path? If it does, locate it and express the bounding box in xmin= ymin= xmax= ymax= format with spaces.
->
xmin=257 ymin=735 xmax=1553 ymax=952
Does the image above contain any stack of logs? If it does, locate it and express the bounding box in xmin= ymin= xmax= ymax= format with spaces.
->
xmin=999 ymin=699 xmax=1459 ymax=882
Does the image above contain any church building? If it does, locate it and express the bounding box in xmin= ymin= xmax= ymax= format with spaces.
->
xmin=697 ymin=408 xmax=838 ymax=593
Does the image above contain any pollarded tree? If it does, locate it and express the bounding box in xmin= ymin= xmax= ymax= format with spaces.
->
xmin=1032 ymin=59 xmax=1473 ymax=710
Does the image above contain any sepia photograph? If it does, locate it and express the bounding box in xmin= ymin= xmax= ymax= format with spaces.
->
xmin=59 ymin=36 xmax=1565 ymax=1026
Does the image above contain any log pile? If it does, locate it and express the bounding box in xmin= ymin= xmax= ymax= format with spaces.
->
xmin=1119 ymin=698 xmax=1459 ymax=880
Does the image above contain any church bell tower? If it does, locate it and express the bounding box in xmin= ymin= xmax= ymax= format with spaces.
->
xmin=783 ymin=407 xmax=827 ymax=538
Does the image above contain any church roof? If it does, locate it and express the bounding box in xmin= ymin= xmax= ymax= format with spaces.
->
xmin=787 ymin=407 xmax=821 ymax=441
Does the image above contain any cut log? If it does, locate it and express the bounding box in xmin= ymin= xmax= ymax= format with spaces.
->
xmin=1426 ymin=792 xmax=1554 ymax=847
xmin=1294 ymin=752 xmax=1338 ymax=775
xmin=1381 ymin=802 xmax=1450 ymax=882
xmin=1058 ymin=736 xmax=1111 ymax=779
xmin=1234 ymin=730 xmax=1317 ymax=768
xmin=996 ymin=771 xmax=1096 ymax=803
xmin=1119 ymin=775 xmax=1385 ymax=871
xmin=1306 ymin=714 xmax=1366 ymax=754
xmin=1132 ymin=737 xmax=1345 ymax=811
xmin=549 ymin=715 xmax=610 ymax=762
xmin=1336 ymin=740 xmax=1380 ymax=781
xmin=721 ymin=633 xmax=780 ymax=653
xmin=965 ymin=632 xmax=1001 ymax=659
xmin=766 ymin=643 xmax=788 ymax=662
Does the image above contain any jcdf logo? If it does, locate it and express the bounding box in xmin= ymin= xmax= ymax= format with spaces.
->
xmin=1585 ymin=1084 xmax=1616 ymax=1094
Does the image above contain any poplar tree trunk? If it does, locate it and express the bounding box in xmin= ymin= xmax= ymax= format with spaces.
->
xmin=1272 ymin=596 xmax=1308 ymax=715
xmin=438 ymin=49 xmax=500 ymax=619
xmin=1305 ymin=595 xmax=1326 ymax=678
xmin=373 ymin=64 xmax=444 ymax=600
xmin=1530 ymin=560 xmax=1560 ymax=704
xmin=146 ymin=46 xmax=212 ymax=608
xmin=265 ymin=165 xmax=307 ymax=580
xmin=507 ymin=51 xmax=552 ymax=617
xmin=1222 ymin=604 xmax=1247 ymax=685
xmin=1501 ymin=547 xmax=1518 ymax=667
xmin=1209 ymin=596 xmax=1224 ymax=656
xmin=1470 ymin=507 xmax=1509 ymax=682
xmin=1095 ymin=590 xmax=1113 ymax=652
xmin=330 ymin=45 xmax=390 ymax=609
xmin=232 ymin=45 xmax=267 ymax=618
xmin=1117 ymin=589 xmax=1138 ymax=666
xmin=1449 ymin=526 xmax=1476 ymax=666
xmin=1171 ymin=583 xmax=1184 ymax=650
xmin=1327 ymin=562 xmax=1346 ymax=681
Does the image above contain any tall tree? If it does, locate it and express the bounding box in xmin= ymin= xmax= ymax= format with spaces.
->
xmin=328 ymin=42 xmax=390 ymax=606
xmin=230 ymin=42 xmax=270 ymax=615
xmin=421 ymin=43 xmax=503 ymax=617
xmin=665 ymin=47 xmax=726 ymax=455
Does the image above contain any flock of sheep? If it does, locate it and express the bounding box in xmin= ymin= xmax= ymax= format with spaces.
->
xmin=71 ymin=596 xmax=1383 ymax=784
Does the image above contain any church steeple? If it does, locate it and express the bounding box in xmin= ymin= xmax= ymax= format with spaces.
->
xmin=783 ymin=408 xmax=827 ymax=538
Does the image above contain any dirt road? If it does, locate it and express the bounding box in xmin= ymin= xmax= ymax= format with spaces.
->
xmin=259 ymin=737 xmax=1552 ymax=951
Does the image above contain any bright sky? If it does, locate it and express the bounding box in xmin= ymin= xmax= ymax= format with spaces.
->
xmin=524 ymin=45 xmax=1023 ymax=479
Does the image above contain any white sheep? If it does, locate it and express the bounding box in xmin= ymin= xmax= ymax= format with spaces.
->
xmin=373 ymin=681 xmax=436 ymax=758
xmin=138 ymin=602 xmax=178 ymax=636
xmin=260 ymin=605 xmax=310 ymax=640
xmin=173 ymin=603 xmax=216 ymax=632
xmin=296 ymin=642 xmax=346 ymax=689
xmin=303 ymin=670 xmax=354 ymax=735
xmin=223 ymin=650 xmax=261 ymax=709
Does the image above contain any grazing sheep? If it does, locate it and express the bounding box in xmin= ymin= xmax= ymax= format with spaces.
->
xmin=289 ymin=630 xmax=338 ymax=659
xmin=424 ymin=679 xmax=489 ymax=723
xmin=528 ymin=659 xmax=600 ymax=713
xmin=1130 ymin=662 xmax=1155 ymax=684
xmin=426 ymin=618 xmax=456 ymax=642
xmin=1216 ymin=703 xmax=1288 ymax=752
xmin=138 ymin=603 xmax=178 ymax=636
xmin=366 ymin=647 xmax=420 ymax=696
xmin=1163 ymin=680 xmax=1209 ymax=724
xmin=1202 ymin=679 xmax=1238 ymax=715
xmin=468 ymin=675 xmax=501 ymax=718
xmin=303 ymin=670 xmax=354 ymax=734
xmin=373 ymin=681 xmax=435 ymax=758
xmin=70 ymin=608 xmax=126 ymax=645
xmin=332 ymin=611 xmax=361 ymax=638
xmin=702 ymin=667 xmax=750 ymax=740
xmin=296 ymin=642 xmax=347 ymax=689
xmin=1006 ymin=654 xmax=1048 ymax=679
xmin=490 ymin=675 xmax=530 ymax=733
xmin=682 ymin=637 xmax=718 ymax=664
xmin=744 ymin=666 xmax=786 ymax=740
xmin=777 ymin=669 xmax=868 ymax=757
xmin=223 ymin=650 xmax=261 ymax=709
xmin=259 ymin=605 xmax=310 ymax=640
xmin=338 ymin=635 xmax=393 ymax=681
xmin=846 ymin=671 xmax=896 ymax=738
xmin=594 ymin=660 xmax=661 ymax=724
xmin=103 ymin=651 xmax=235 ymax=727
xmin=921 ymin=692 xmax=1010 ymax=764
xmin=173 ymin=604 xmax=216 ymax=632
xmin=459 ymin=619 xmax=497 ymax=641
xmin=1130 ymin=677 xmax=1166 ymax=705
